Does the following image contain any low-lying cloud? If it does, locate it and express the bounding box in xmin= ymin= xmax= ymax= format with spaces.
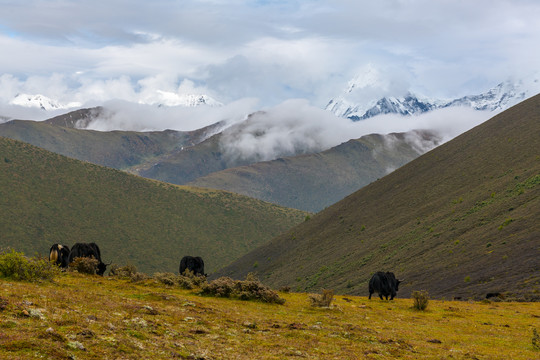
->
xmin=78 ymin=98 xmax=259 ymax=132
xmin=219 ymin=99 xmax=493 ymax=163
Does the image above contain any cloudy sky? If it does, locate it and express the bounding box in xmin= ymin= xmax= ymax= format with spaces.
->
xmin=0 ymin=0 xmax=539 ymax=128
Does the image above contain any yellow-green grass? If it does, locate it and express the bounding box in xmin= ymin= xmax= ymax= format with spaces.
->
xmin=0 ymin=273 xmax=538 ymax=359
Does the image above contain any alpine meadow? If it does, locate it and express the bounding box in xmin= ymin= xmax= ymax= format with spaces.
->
xmin=2 ymin=1 xmax=540 ymax=357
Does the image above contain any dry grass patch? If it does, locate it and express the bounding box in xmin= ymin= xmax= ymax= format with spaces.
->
xmin=0 ymin=273 xmax=538 ymax=359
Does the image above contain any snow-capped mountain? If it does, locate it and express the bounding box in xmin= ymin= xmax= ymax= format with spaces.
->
xmin=327 ymin=79 xmax=540 ymax=120
xmin=443 ymin=81 xmax=530 ymax=111
xmin=9 ymin=91 xmax=222 ymax=111
xmin=142 ymin=90 xmax=222 ymax=107
xmin=10 ymin=93 xmax=81 ymax=111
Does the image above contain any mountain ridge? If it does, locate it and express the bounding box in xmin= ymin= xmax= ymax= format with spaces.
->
xmin=188 ymin=130 xmax=442 ymax=212
xmin=327 ymin=80 xmax=538 ymax=120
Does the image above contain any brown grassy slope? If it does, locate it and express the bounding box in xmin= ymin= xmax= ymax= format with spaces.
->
xmin=189 ymin=131 xmax=441 ymax=212
xmin=214 ymin=94 xmax=540 ymax=300
xmin=0 ymin=273 xmax=538 ymax=360
xmin=0 ymin=137 xmax=308 ymax=273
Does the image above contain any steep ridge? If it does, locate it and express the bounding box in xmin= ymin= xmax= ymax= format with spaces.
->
xmin=0 ymin=137 xmax=308 ymax=273
xmin=189 ymin=131 xmax=442 ymax=212
xmin=215 ymin=94 xmax=540 ymax=300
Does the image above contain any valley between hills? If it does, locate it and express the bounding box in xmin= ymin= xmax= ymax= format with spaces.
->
xmin=0 ymin=93 xmax=538 ymax=303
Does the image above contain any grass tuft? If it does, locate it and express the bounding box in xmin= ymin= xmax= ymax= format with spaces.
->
xmin=309 ymin=289 xmax=335 ymax=307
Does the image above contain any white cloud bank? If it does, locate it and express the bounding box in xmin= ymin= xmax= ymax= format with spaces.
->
xmin=219 ymin=99 xmax=492 ymax=162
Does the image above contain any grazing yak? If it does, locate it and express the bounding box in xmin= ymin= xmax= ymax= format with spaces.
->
xmin=68 ymin=242 xmax=109 ymax=276
xmin=49 ymin=244 xmax=70 ymax=268
xmin=368 ymin=271 xmax=402 ymax=300
xmin=179 ymin=256 xmax=206 ymax=276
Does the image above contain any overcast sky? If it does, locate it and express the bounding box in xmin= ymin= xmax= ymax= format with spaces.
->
xmin=1 ymin=0 xmax=539 ymax=106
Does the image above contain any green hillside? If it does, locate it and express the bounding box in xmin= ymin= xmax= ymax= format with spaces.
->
xmin=0 ymin=119 xmax=197 ymax=170
xmin=134 ymin=132 xmax=235 ymax=184
xmin=0 ymin=137 xmax=309 ymax=273
xmin=215 ymin=94 xmax=540 ymax=300
xmin=189 ymin=131 xmax=441 ymax=212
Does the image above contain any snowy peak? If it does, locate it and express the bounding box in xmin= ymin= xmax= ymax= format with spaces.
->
xmin=10 ymin=93 xmax=81 ymax=111
xmin=327 ymin=78 xmax=540 ymax=120
xmin=354 ymin=94 xmax=438 ymax=120
xmin=445 ymin=81 xmax=529 ymax=111
xmin=146 ymin=90 xmax=222 ymax=107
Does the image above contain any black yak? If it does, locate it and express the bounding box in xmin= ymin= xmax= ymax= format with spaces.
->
xmin=368 ymin=271 xmax=402 ymax=300
xmin=179 ymin=256 xmax=205 ymax=276
xmin=49 ymin=244 xmax=70 ymax=268
xmin=68 ymin=242 xmax=108 ymax=276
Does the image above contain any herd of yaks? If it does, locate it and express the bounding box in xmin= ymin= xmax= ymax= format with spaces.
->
xmin=49 ymin=243 xmax=206 ymax=277
xmin=50 ymin=243 xmax=402 ymax=300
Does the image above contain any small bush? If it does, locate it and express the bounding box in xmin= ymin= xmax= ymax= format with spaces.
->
xmin=129 ymin=272 xmax=149 ymax=283
xmin=309 ymin=289 xmax=334 ymax=307
xmin=153 ymin=272 xmax=207 ymax=289
xmin=110 ymin=264 xmax=149 ymax=282
xmin=200 ymin=277 xmax=285 ymax=304
xmin=0 ymin=249 xmax=58 ymax=281
xmin=69 ymin=256 xmax=99 ymax=275
xmin=181 ymin=269 xmax=208 ymax=287
xmin=154 ymin=272 xmax=185 ymax=286
xmin=109 ymin=264 xmax=137 ymax=278
xmin=532 ymin=328 xmax=540 ymax=351
xmin=245 ymin=272 xmax=259 ymax=282
xmin=412 ymin=290 xmax=429 ymax=311
xmin=200 ymin=277 xmax=235 ymax=298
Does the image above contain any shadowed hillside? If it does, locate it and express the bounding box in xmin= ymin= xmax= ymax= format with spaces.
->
xmin=215 ymin=94 xmax=540 ymax=300
xmin=132 ymin=132 xmax=252 ymax=184
xmin=0 ymin=137 xmax=308 ymax=273
xmin=189 ymin=131 xmax=441 ymax=212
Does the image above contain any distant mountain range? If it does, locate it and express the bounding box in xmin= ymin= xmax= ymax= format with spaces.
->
xmin=0 ymin=107 xmax=443 ymax=211
xmin=10 ymin=93 xmax=82 ymax=111
xmin=8 ymin=91 xmax=221 ymax=113
xmin=326 ymin=79 xmax=540 ymax=120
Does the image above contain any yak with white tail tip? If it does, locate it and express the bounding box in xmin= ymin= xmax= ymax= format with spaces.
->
xmin=49 ymin=244 xmax=70 ymax=268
